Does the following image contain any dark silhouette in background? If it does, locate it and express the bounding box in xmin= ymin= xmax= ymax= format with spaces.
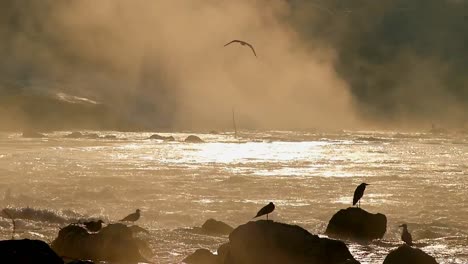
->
xmin=224 ymin=40 xmax=257 ymax=57
xmin=253 ymin=202 xmax=275 ymax=220
xmin=119 ymin=209 xmax=141 ymax=222
xmin=353 ymin=183 xmax=370 ymax=208
xmin=399 ymin=224 xmax=413 ymax=246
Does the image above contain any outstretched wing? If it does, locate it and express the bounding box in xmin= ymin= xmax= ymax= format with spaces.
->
xmin=245 ymin=43 xmax=257 ymax=57
xmin=224 ymin=40 xmax=242 ymax=47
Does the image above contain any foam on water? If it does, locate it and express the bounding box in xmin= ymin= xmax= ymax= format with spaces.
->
xmin=0 ymin=130 xmax=467 ymax=263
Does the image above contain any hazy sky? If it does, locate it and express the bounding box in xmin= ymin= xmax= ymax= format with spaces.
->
xmin=0 ymin=0 xmax=467 ymax=130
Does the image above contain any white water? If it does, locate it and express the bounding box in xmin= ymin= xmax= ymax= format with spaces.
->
xmin=0 ymin=130 xmax=467 ymax=263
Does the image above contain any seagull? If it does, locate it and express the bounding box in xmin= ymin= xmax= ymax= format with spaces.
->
xmin=83 ymin=220 xmax=104 ymax=232
xmin=253 ymin=202 xmax=275 ymax=220
xmin=119 ymin=209 xmax=141 ymax=222
xmin=399 ymin=224 xmax=413 ymax=246
xmin=224 ymin=40 xmax=257 ymax=57
xmin=353 ymin=183 xmax=370 ymax=208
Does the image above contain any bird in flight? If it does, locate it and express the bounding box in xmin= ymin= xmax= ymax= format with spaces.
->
xmin=253 ymin=202 xmax=275 ymax=220
xmin=353 ymin=183 xmax=370 ymax=208
xmin=399 ymin=224 xmax=413 ymax=246
xmin=119 ymin=209 xmax=141 ymax=222
xmin=224 ymin=40 xmax=257 ymax=57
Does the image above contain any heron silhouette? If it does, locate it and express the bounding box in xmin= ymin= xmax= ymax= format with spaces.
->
xmin=83 ymin=220 xmax=104 ymax=232
xmin=399 ymin=224 xmax=413 ymax=246
xmin=353 ymin=183 xmax=370 ymax=208
xmin=224 ymin=40 xmax=257 ymax=57
xmin=120 ymin=209 xmax=140 ymax=222
xmin=253 ymin=202 xmax=275 ymax=220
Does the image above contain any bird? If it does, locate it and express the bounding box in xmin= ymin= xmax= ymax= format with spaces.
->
xmin=224 ymin=40 xmax=257 ymax=57
xmin=83 ymin=220 xmax=104 ymax=232
xmin=119 ymin=209 xmax=141 ymax=222
xmin=353 ymin=183 xmax=370 ymax=208
xmin=253 ymin=202 xmax=275 ymax=220
xmin=399 ymin=224 xmax=413 ymax=246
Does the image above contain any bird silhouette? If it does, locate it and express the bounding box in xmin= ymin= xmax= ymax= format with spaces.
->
xmin=253 ymin=202 xmax=275 ymax=220
xmin=399 ymin=224 xmax=413 ymax=246
xmin=224 ymin=40 xmax=257 ymax=57
xmin=83 ymin=220 xmax=104 ymax=232
xmin=353 ymin=183 xmax=370 ymax=208
xmin=119 ymin=209 xmax=140 ymax=222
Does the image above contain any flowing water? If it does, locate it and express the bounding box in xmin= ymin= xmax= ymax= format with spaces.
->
xmin=0 ymin=130 xmax=467 ymax=263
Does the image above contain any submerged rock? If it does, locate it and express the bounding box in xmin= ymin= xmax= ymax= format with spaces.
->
xmin=64 ymin=132 xmax=83 ymax=138
xmin=201 ymin=219 xmax=234 ymax=235
xmin=225 ymin=220 xmax=358 ymax=264
xmin=383 ymin=245 xmax=438 ymax=264
xmin=183 ymin=249 xmax=218 ymax=264
xmin=185 ymin=135 xmax=203 ymax=143
xmin=0 ymin=239 xmax=63 ymax=264
xmin=22 ymin=131 xmax=45 ymax=138
xmin=325 ymin=207 xmax=387 ymax=241
xmin=51 ymin=223 xmax=147 ymax=263
xmin=101 ymin=135 xmax=116 ymax=139
xmin=149 ymin=134 xmax=175 ymax=141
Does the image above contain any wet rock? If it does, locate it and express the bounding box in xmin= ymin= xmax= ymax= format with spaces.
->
xmin=209 ymin=130 xmax=219 ymax=134
xmin=149 ymin=134 xmax=175 ymax=141
xmin=325 ymin=207 xmax=387 ymax=241
xmin=67 ymin=260 xmax=94 ymax=264
xmin=51 ymin=223 xmax=147 ymax=263
xmin=84 ymin=133 xmax=99 ymax=139
xmin=65 ymin=132 xmax=83 ymax=138
xmin=185 ymin=135 xmax=203 ymax=143
xmin=0 ymin=239 xmax=63 ymax=264
xmin=383 ymin=244 xmax=438 ymax=264
xmin=225 ymin=220 xmax=359 ymax=264
xmin=101 ymin=135 xmax=116 ymax=139
xmin=183 ymin=249 xmax=218 ymax=264
xmin=22 ymin=131 xmax=45 ymax=138
xmin=217 ymin=243 xmax=230 ymax=263
xmin=201 ymin=219 xmax=234 ymax=235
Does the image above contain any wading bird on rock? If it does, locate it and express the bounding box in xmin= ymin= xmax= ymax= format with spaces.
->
xmin=353 ymin=183 xmax=370 ymax=208
xmin=399 ymin=224 xmax=413 ymax=246
xmin=120 ymin=209 xmax=141 ymax=222
xmin=253 ymin=202 xmax=275 ymax=220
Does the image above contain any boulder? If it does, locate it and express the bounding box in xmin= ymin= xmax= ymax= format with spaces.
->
xmin=22 ymin=131 xmax=45 ymax=138
xmin=182 ymin=249 xmax=218 ymax=264
xmin=217 ymin=243 xmax=230 ymax=263
xmin=0 ymin=239 xmax=63 ymax=264
xmin=224 ymin=220 xmax=359 ymax=264
xmin=51 ymin=223 xmax=147 ymax=263
xmin=201 ymin=219 xmax=234 ymax=235
xmin=185 ymin=135 xmax=203 ymax=143
xmin=383 ymin=245 xmax=438 ymax=264
xmin=325 ymin=207 xmax=387 ymax=241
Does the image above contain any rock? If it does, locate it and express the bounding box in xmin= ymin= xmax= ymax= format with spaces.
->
xmin=225 ymin=220 xmax=359 ymax=264
xmin=0 ymin=239 xmax=63 ymax=264
xmin=185 ymin=135 xmax=203 ymax=143
xmin=65 ymin=132 xmax=83 ymax=138
xmin=383 ymin=245 xmax=438 ymax=264
xmin=183 ymin=249 xmax=218 ymax=264
xmin=84 ymin=133 xmax=99 ymax=139
xmin=51 ymin=223 xmax=147 ymax=263
xmin=201 ymin=219 xmax=234 ymax=235
xmin=101 ymin=135 xmax=116 ymax=139
xmin=149 ymin=134 xmax=175 ymax=141
xmin=209 ymin=130 xmax=219 ymax=134
xmin=67 ymin=261 xmax=94 ymax=264
xmin=217 ymin=243 xmax=230 ymax=263
xmin=325 ymin=207 xmax=387 ymax=241
xmin=22 ymin=131 xmax=45 ymax=138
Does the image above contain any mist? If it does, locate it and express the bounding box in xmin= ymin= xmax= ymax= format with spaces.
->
xmin=1 ymin=0 xmax=467 ymax=131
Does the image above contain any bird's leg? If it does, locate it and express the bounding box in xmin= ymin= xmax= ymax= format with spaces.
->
xmin=267 ymin=214 xmax=269 ymax=221
xmin=359 ymin=200 xmax=361 ymax=208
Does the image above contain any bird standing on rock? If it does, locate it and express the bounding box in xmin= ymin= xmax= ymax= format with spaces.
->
xmin=120 ymin=209 xmax=141 ymax=222
xmin=83 ymin=220 xmax=104 ymax=232
xmin=253 ymin=202 xmax=275 ymax=220
xmin=224 ymin=40 xmax=257 ymax=57
xmin=353 ymin=183 xmax=370 ymax=208
xmin=399 ymin=224 xmax=413 ymax=246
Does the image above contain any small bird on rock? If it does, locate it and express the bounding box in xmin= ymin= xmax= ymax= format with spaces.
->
xmin=119 ymin=209 xmax=141 ymax=222
xmin=253 ymin=202 xmax=275 ymax=220
xmin=399 ymin=224 xmax=413 ymax=246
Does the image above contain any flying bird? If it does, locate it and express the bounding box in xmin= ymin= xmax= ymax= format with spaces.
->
xmin=224 ymin=40 xmax=257 ymax=57
xmin=253 ymin=202 xmax=275 ymax=220
xmin=119 ymin=209 xmax=141 ymax=222
xmin=399 ymin=224 xmax=413 ymax=246
xmin=83 ymin=220 xmax=104 ymax=232
xmin=353 ymin=183 xmax=370 ymax=208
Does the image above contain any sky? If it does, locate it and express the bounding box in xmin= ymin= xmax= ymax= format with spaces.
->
xmin=0 ymin=0 xmax=467 ymax=130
